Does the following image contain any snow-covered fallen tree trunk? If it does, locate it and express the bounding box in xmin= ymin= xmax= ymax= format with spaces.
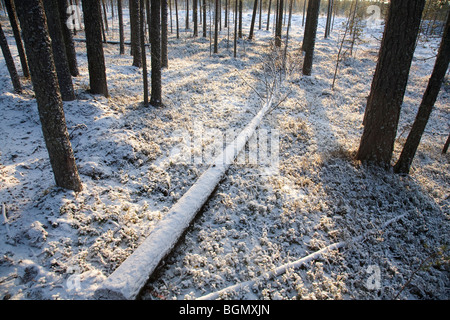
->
xmin=93 ymin=96 xmax=274 ymax=300
xmin=197 ymin=214 xmax=408 ymax=300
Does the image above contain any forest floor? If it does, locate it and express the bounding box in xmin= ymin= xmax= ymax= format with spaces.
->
xmin=0 ymin=11 xmax=449 ymax=300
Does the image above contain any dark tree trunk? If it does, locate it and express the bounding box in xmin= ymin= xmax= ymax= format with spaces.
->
xmin=130 ymin=0 xmax=142 ymax=67
xmin=140 ymin=0 xmax=149 ymax=106
xmin=266 ymin=0 xmax=272 ymax=31
xmin=186 ymin=0 xmax=189 ymax=29
xmin=202 ymin=0 xmax=206 ymax=37
xmin=193 ymin=0 xmax=198 ymax=36
xmin=150 ymin=0 xmax=162 ymax=107
xmin=43 ymin=0 xmax=75 ymax=101
xmin=248 ymin=0 xmax=258 ymax=40
xmin=275 ymin=0 xmax=283 ymax=46
xmin=214 ymin=0 xmax=219 ymax=53
xmin=394 ymin=13 xmax=450 ymax=174
xmin=176 ymin=0 xmax=180 ymax=38
xmin=233 ymin=0 xmax=237 ymax=57
xmin=356 ymin=0 xmax=425 ymax=167
xmin=0 ymin=22 xmax=22 ymax=93
xmin=443 ymin=132 xmax=450 ymax=154
xmin=325 ymin=0 xmax=333 ymax=38
xmin=15 ymin=0 xmax=82 ymax=192
xmin=162 ymin=0 xmax=169 ymax=68
xmin=302 ymin=0 xmax=320 ymax=75
xmin=238 ymin=0 xmax=242 ymax=38
xmin=81 ymin=0 xmax=109 ymax=97
xmin=4 ymin=0 xmax=29 ymax=78
xmin=118 ymin=0 xmax=125 ymax=54
xmin=56 ymin=0 xmax=79 ymax=77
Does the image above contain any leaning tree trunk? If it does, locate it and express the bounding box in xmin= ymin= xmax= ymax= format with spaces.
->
xmin=0 ymin=22 xmax=22 ymax=93
xmin=356 ymin=0 xmax=425 ymax=168
xmin=150 ymin=0 xmax=162 ymax=107
xmin=81 ymin=0 xmax=109 ymax=97
xmin=15 ymin=0 xmax=82 ymax=192
xmin=394 ymin=13 xmax=450 ymax=174
xmin=302 ymin=0 xmax=320 ymax=75
xmin=248 ymin=0 xmax=259 ymax=40
xmin=4 ymin=0 xmax=29 ymax=78
xmin=43 ymin=0 xmax=75 ymax=101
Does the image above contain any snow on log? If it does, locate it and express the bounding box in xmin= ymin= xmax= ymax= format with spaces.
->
xmin=93 ymin=96 xmax=274 ymax=300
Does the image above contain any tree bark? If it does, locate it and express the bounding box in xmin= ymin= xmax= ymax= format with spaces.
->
xmin=57 ymin=0 xmax=79 ymax=77
xmin=150 ymin=0 xmax=162 ymax=107
xmin=140 ymin=0 xmax=149 ymax=106
xmin=248 ymin=0 xmax=258 ymax=40
xmin=162 ymin=0 xmax=169 ymax=68
xmin=130 ymin=0 xmax=142 ymax=68
xmin=302 ymin=0 xmax=320 ymax=75
xmin=193 ymin=0 xmax=198 ymax=36
xmin=394 ymin=13 xmax=450 ymax=174
xmin=4 ymin=0 xmax=29 ymax=78
xmin=356 ymin=0 xmax=425 ymax=167
xmin=0 ymin=22 xmax=22 ymax=93
xmin=15 ymin=0 xmax=82 ymax=192
xmin=43 ymin=0 xmax=75 ymax=101
xmin=442 ymin=132 xmax=450 ymax=154
xmin=81 ymin=0 xmax=109 ymax=97
xmin=118 ymin=0 xmax=125 ymax=54
xmin=275 ymin=0 xmax=284 ymax=47
xmin=214 ymin=0 xmax=219 ymax=53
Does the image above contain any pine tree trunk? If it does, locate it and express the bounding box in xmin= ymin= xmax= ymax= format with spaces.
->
xmin=275 ymin=0 xmax=284 ymax=46
xmin=43 ymin=0 xmax=75 ymax=101
xmin=140 ymin=0 xmax=149 ymax=106
xmin=202 ymin=0 xmax=206 ymax=37
xmin=4 ymin=0 xmax=29 ymax=78
xmin=0 ymin=22 xmax=22 ymax=93
xmin=214 ymin=0 xmax=219 ymax=53
xmin=130 ymin=0 xmax=142 ymax=68
xmin=394 ymin=13 xmax=450 ymax=174
xmin=162 ymin=0 xmax=169 ymax=68
xmin=238 ymin=0 xmax=242 ymax=38
xmin=443 ymin=132 xmax=450 ymax=154
xmin=15 ymin=0 xmax=82 ymax=192
xmin=150 ymin=0 xmax=162 ymax=107
xmin=325 ymin=0 xmax=333 ymax=38
xmin=266 ymin=0 xmax=272 ymax=31
xmin=176 ymin=0 xmax=180 ymax=38
xmin=193 ymin=0 xmax=198 ymax=36
xmin=81 ymin=0 xmax=109 ymax=97
xmin=356 ymin=0 xmax=425 ymax=167
xmin=118 ymin=0 xmax=125 ymax=54
xmin=234 ymin=0 xmax=238 ymax=57
xmin=57 ymin=0 xmax=79 ymax=77
xmin=302 ymin=0 xmax=320 ymax=75
xmin=248 ymin=0 xmax=258 ymax=40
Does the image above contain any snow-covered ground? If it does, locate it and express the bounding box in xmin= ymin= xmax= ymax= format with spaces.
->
xmin=0 ymin=8 xmax=448 ymax=300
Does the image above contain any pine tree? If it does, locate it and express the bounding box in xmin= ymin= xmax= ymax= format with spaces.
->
xmin=130 ymin=0 xmax=142 ymax=68
xmin=118 ymin=0 xmax=125 ymax=54
xmin=57 ymin=0 xmax=79 ymax=77
xmin=43 ymin=0 xmax=75 ymax=101
xmin=0 ymin=21 xmax=22 ymax=93
xmin=4 ymin=0 xmax=29 ymax=78
xmin=302 ymin=0 xmax=320 ymax=75
xmin=81 ymin=0 xmax=109 ymax=97
xmin=356 ymin=0 xmax=425 ymax=167
xmin=248 ymin=0 xmax=259 ymax=40
xmin=15 ymin=0 xmax=82 ymax=192
xmin=394 ymin=13 xmax=450 ymax=174
xmin=162 ymin=0 xmax=169 ymax=68
xmin=150 ymin=0 xmax=162 ymax=107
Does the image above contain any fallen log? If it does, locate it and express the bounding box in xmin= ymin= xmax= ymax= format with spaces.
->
xmin=93 ymin=95 xmax=274 ymax=300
